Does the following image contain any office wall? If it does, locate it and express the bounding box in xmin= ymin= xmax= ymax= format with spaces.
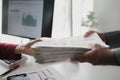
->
xmin=94 ymin=0 xmax=120 ymax=32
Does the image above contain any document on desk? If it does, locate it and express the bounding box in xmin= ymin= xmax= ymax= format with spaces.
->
xmin=2 ymin=67 xmax=66 ymax=80
xmin=31 ymin=33 xmax=109 ymax=63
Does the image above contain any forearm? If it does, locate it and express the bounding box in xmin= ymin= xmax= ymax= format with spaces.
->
xmin=0 ymin=43 xmax=21 ymax=60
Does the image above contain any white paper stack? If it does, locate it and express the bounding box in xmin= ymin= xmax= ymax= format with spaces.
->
xmin=31 ymin=33 xmax=109 ymax=63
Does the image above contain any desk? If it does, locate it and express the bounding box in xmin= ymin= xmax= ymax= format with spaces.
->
xmin=1 ymin=55 xmax=120 ymax=80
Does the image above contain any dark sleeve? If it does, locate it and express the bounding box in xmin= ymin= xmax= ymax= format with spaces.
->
xmin=113 ymin=48 xmax=120 ymax=65
xmin=104 ymin=30 xmax=120 ymax=48
xmin=0 ymin=43 xmax=21 ymax=60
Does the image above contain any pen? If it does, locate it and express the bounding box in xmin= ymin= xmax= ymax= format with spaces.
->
xmin=1 ymin=65 xmax=20 ymax=76
xmin=7 ymin=73 xmax=27 ymax=80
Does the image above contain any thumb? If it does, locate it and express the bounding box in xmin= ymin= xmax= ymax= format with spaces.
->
xmin=89 ymin=43 xmax=102 ymax=49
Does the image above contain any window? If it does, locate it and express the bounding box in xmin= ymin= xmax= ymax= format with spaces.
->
xmin=52 ymin=0 xmax=94 ymax=38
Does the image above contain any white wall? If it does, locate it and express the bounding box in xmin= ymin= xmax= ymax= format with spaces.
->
xmin=94 ymin=0 xmax=120 ymax=32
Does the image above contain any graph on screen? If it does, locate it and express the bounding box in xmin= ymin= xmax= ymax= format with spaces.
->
xmin=22 ymin=13 xmax=37 ymax=27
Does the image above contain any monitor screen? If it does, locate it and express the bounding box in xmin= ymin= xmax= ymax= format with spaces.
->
xmin=2 ymin=0 xmax=54 ymax=39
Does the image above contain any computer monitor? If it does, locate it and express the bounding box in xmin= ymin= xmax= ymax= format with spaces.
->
xmin=2 ymin=0 xmax=54 ymax=39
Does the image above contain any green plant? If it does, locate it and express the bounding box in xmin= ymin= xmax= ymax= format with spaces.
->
xmin=82 ymin=11 xmax=98 ymax=28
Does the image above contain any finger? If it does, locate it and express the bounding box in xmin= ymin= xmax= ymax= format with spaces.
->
xmin=82 ymin=49 xmax=96 ymax=62
xmin=93 ymin=44 xmax=107 ymax=49
xmin=71 ymin=49 xmax=96 ymax=63
xmin=88 ymin=43 xmax=102 ymax=49
xmin=71 ymin=53 xmax=89 ymax=62
xmin=27 ymin=39 xmax=42 ymax=47
xmin=84 ymin=30 xmax=95 ymax=37
xmin=71 ymin=54 xmax=81 ymax=61
xmin=94 ymin=44 xmax=101 ymax=47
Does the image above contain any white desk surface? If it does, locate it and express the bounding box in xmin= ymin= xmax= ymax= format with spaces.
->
xmin=1 ymin=55 xmax=120 ymax=80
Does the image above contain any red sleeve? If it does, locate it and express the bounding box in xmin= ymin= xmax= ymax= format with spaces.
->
xmin=0 ymin=43 xmax=21 ymax=60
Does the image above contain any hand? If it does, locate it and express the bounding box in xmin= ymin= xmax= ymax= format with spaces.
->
xmin=15 ymin=38 xmax=42 ymax=56
xmin=84 ymin=30 xmax=106 ymax=42
xmin=71 ymin=44 xmax=117 ymax=65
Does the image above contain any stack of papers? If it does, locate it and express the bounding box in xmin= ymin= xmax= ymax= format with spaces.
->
xmin=31 ymin=33 xmax=109 ymax=63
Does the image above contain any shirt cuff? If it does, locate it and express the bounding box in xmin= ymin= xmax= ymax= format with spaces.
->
xmin=112 ymin=48 xmax=120 ymax=65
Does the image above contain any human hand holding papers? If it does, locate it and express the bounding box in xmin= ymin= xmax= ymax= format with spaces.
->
xmin=31 ymin=33 xmax=109 ymax=63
